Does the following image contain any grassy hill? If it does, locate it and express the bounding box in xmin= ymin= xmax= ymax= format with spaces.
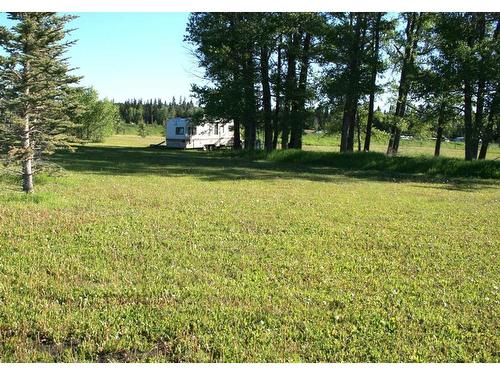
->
xmin=0 ymin=135 xmax=498 ymax=362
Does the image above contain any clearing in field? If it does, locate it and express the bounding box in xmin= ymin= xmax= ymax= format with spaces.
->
xmin=0 ymin=136 xmax=499 ymax=362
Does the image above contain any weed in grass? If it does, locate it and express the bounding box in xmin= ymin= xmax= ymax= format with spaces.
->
xmin=0 ymin=135 xmax=498 ymax=362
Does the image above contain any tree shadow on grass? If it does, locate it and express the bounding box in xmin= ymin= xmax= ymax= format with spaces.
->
xmin=49 ymin=145 xmax=500 ymax=192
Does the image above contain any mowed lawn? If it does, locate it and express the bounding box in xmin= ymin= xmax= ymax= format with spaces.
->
xmin=0 ymin=135 xmax=499 ymax=362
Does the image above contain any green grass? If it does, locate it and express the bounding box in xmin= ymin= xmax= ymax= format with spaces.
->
xmin=0 ymin=135 xmax=499 ymax=362
xmin=116 ymin=123 xmax=165 ymax=137
xmin=302 ymin=133 xmax=500 ymax=160
xmin=90 ymin=134 xmax=164 ymax=147
xmin=230 ymin=149 xmax=500 ymax=180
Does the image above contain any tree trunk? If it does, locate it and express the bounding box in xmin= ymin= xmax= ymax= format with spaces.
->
xmin=272 ymin=37 xmax=282 ymax=150
xmin=260 ymin=45 xmax=273 ymax=152
xmin=387 ymin=13 xmax=422 ymax=156
xmin=364 ymin=13 xmax=382 ymax=152
xmin=473 ymin=78 xmax=486 ymax=158
xmin=340 ymin=102 xmax=352 ymax=153
xmin=347 ymin=109 xmax=356 ymax=152
xmin=230 ymin=47 xmax=242 ymax=151
xmin=356 ymin=113 xmax=362 ymax=151
xmin=434 ymin=103 xmax=445 ymax=157
xmin=341 ymin=14 xmax=364 ymax=153
xmin=464 ymin=13 xmax=487 ymax=160
xmin=478 ymin=85 xmax=499 ymax=159
xmin=479 ymin=21 xmax=500 ymax=159
xmin=478 ymin=139 xmax=489 ymax=160
xmin=340 ymin=14 xmax=354 ymax=153
xmin=242 ymin=49 xmax=256 ymax=150
xmin=472 ymin=13 xmax=487 ymax=158
xmin=289 ymin=32 xmax=311 ymax=149
xmin=388 ymin=128 xmax=402 ymax=155
xmin=478 ymin=145 xmax=487 ymax=160
xmin=21 ymin=57 xmax=34 ymax=194
xmin=478 ymin=110 xmax=493 ymax=160
xmin=434 ymin=127 xmax=443 ymax=157
xmin=22 ymin=114 xmax=34 ymax=194
xmin=464 ymin=79 xmax=475 ymax=161
xmin=281 ymin=109 xmax=290 ymax=150
xmin=281 ymin=34 xmax=298 ymax=150
xmin=233 ymin=117 xmax=241 ymax=150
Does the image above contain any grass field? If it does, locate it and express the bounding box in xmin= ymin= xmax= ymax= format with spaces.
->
xmin=302 ymin=133 xmax=500 ymax=160
xmin=117 ymin=123 xmax=165 ymax=138
xmin=0 ymin=135 xmax=499 ymax=362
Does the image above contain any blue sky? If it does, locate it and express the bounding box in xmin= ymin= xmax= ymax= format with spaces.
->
xmin=0 ymin=12 xmax=396 ymax=109
xmin=0 ymin=12 xmax=202 ymax=103
xmin=68 ymin=13 xmax=202 ymax=102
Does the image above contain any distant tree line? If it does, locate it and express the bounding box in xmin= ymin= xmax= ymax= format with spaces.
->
xmin=1 ymin=12 xmax=498 ymax=193
xmin=117 ymin=97 xmax=198 ymax=125
xmin=186 ymin=12 xmax=499 ymax=160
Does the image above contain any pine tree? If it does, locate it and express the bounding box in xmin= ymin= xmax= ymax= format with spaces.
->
xmin=433 ymin=13 xmax=499 ymax=160
xmin=386 ymin=12 xmax=427 ymax=156
xmin=0 ymin=12 xmax=81 ymax=193
xmin=322 ymin=12 xmax=373 ymax=153
xmin=186 ymin=13 xmax=255 ymax=150
xmin=364 ymin=12 xmax=386 ymax=152
xmin=138 ymin=117 xmax=146 ymax=138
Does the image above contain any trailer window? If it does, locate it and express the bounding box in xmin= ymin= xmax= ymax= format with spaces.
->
xmin=187 ymin=126 xmax=196 ymax=135
xmin=175 ymin=127 xmax=185 ymax=135
xmin=214 ymin=125 xmax=219 ymax=135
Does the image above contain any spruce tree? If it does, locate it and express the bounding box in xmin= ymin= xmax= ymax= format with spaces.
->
xmin=433 ymin=13 xmax=499 ymax=160
xmin=386 ymin=12 xmax=427 ymax=156
xmin=0 ymin=12 xmax=81 ymax=193
xmin=138 ymin=117 xmax=146 ymax=138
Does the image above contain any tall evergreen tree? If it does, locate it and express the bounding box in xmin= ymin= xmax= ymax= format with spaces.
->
xmin=321 ymin=13 xmax=372 ymax=153
xmin=416 ymin=14 xmax=463 ymax=157
xmin=363 ymin=12 xmax=385 ymax=152
xmin=0 ymin=12 xmax=81 ymax=193
xmin=433 ymin=13 xmax=499 ymax=160
xmin=386 ymin=12 xmax=427 ymax=156
xmin=186 ymin=13 xmax=249 ymax=149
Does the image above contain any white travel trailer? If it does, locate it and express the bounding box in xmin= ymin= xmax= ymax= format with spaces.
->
xmin=165 ymin=117 xmax=234 ymax=150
